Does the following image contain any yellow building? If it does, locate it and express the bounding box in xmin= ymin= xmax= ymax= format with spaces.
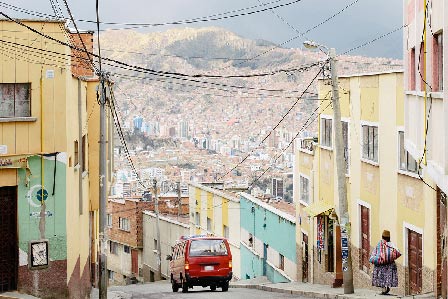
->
xmin=0 ymin=19 xmax=112 ymax=298
xmin=188 ymin=182 xmax=241 ymax=279
xmin=295 ymin=71 xmax=438 ymax=296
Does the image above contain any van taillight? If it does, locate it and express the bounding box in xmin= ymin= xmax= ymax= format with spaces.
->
xmin=185 ymin=261 xmax=189 ymax=270
xmin=229 ymin=260 xmax=232 ymax=268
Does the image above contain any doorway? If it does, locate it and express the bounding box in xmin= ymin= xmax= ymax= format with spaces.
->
xmin=0 ymin=186 xmax=18 ymax=292
xmin=408 ymin=229 xmax=422 ymax=295
xmin=302 ymin=233 xmax=309 ymax=282
xmin=262 ymin=243 xmax=268 ymax=276
xmin=360 ymin=205 xmax=370 ymax=272
xmin=437 ymin=188 xmax=447 ymax=299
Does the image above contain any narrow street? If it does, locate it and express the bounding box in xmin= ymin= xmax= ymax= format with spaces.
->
xmin=92 ymin=281 xmax=309 ymax=299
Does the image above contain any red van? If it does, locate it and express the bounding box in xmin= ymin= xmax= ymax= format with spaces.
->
xmin=168 ymin=236 xmax=233 ymax=293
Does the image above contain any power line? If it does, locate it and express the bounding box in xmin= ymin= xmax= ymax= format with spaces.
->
xmin=0 ymin=0 xmax=300 ymax=28
xmin=216 ymin=65 xmax=325 ymax=181
xmin=212 ymin=0 xmax=361 ymax=73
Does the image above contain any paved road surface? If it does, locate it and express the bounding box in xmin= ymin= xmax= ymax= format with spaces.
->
xmin=93 ymin=281 xmax=310 ymax=299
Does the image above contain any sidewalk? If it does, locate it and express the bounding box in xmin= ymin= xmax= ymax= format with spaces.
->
xmin=0 ymin=292 xmax=40 ymax=299
xmin=230 ymin=277 xmax=435 ymax=299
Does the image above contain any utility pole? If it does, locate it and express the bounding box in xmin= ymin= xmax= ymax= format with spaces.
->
xmin=329 ymin=48 xmax=354 ymax=294
xmin=153 ymin=179 xmax=162 ymax=280
xmin=177 ymin=181 xmax=181 ymax=219
xmin=98 ymin=73 xmax=108 ymax=299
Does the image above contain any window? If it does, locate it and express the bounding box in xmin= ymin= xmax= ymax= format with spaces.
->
xmin=362 ymin=125 xmax=378 ymax=163
xmin=109 ymin=241 xmax=118 ymax=255
xmin=248 ymin=233 xmax=253 ymax=247
xmin=74 ymin=140 xmax=79 ymax=167
xmin=189 ymin=239 xmax=228 ymax=256
xmin=118 ymin=217 xmax=130 ymax=231
xmin=81 ymin=134 xmax=87 ymax=172
xmin=123 ymin=245 xmax=130 ymax=254
xmin=299 ymin=175 xmax=309 ymax=205
xmin=107 ymin=214 xmax=112 ymax=227
xmin=207 ymin=217 xmax=212 ymax=231
xmin=320 ymin=118 xmax=332 ymax=148
xmin=108 ymin=270 xmax=114 ymax=280
xmin=223 ymin=225 xmax=229 ymax=239
xmin=342 ymin=121 xmax=349 ymax=173
xmin=399 ymin=131 xmax=418 ymax=173
xmin=419 ymin=42 xmax=425 ymax=91
xmin=279 ymin=254 xmax=285 ymax=270
xmin=409 ymin=47 xmax=416 ymax=90
xmin=433 ymin=33 xmax=443 ymax=91
xmin=0 ymin=83 xmax=31 ymax=117
xmin=195 ymin=212 xmax=200 ymax=226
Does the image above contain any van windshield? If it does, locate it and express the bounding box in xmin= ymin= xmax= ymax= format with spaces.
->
xmin=189 ymin=239 xmax=228 ymax=256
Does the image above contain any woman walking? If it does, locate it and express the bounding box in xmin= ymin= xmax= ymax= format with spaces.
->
xmin=370 ymin=230 xmax=401 ymax=295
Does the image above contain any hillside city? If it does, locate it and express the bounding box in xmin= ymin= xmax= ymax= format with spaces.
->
xmin=0 ymin=1 xmax=447 ymax=299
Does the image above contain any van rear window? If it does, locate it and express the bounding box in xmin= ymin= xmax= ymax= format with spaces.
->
xmin=189 ymin=239 xmax=228 ymax=256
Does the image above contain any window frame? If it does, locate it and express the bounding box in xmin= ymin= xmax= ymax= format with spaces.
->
xmin=123 ymin=245 xmax=130 ymax=254
xmin=361 ymin=123 xmax=379 ymax=164
xmin=107 ymin=214 xmax=112 ymax=227
xmin=279 ymin=253 xmax=285 ymax=271
xmin=118 ymin=217 xmax=130 ymax=232
xmin=109 ymin=241 xmax=118 ymax=255
xmin=0 ymin=83 xmax=31 ymax=118
xmin=320 ymin=117 xmax=333 ymax=149
xmin=398 ymin=131 xmax=419 ymax=175
xmin=299 ymin=174 xmax=310 ymax=206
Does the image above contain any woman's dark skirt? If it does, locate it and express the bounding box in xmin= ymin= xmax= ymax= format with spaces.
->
xmin=372 ymin=262 xmax=398 ymax=287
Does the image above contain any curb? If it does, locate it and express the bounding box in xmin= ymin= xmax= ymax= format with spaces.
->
xmin=230 ymin=284 xmax=434 ymax=299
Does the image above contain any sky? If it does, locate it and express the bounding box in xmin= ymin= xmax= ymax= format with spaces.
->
xmin=7 ymin=0 xmax=403 ymax=58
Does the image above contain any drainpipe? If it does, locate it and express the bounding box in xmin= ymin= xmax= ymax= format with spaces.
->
xmin=39 ymin=70 xmax=46 ymax=240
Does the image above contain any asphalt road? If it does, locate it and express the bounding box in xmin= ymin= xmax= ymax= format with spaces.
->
xmin=98 ymin=281 xmax=309 ymax=299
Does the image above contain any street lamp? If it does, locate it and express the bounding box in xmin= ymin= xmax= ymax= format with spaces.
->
xmin=303 ymin=41 xmax=354 ymax=294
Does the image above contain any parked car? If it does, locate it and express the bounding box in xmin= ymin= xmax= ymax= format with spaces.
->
xmin=168 ymin=236 xmax=233 ymax=293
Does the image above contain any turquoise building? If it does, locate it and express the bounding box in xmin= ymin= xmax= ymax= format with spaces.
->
xmin=240 ymin=193 xmax=297 ymax=282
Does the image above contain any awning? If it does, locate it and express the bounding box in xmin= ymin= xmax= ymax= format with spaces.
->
xmin=303 ymin=200 xmax=334 ymax=217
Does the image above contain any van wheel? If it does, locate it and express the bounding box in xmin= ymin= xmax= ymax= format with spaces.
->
xmin=210 ymin=285 xmax=216 ymax=291
xmin=182 ymin=280 xmax=188 ymax=293
xmin=222 ymin=281 xmax=229 ymax=292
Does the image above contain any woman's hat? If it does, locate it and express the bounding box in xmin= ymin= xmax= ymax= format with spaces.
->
xmin=382 ymin=230 xmax=390 ymax=238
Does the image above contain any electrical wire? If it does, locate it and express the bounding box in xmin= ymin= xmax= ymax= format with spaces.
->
xmin=216 ymin=65 xmax=325 ymax=181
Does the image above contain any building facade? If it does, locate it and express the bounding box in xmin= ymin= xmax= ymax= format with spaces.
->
xmin=106 ymin=197 xmax=152 ymax=285
xmin=295 ymin=71 xmax=439 ymax=296
xmin=403 ymin=1 xmax=447 ymax=297
xmin=188 ymin=182 xmax=241 ymax=279
xmin=240 ymin=193 xmax=296 ymax=282
xmin=0 ymin=19 xmax=113 ymax=299
xmin=141 ymin=211 xmax=189 ymax=281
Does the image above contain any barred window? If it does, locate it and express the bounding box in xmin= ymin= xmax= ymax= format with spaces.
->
xmin=0 ymin=83 xmax=31 ymax=118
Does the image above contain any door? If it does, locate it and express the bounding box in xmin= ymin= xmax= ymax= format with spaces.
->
xmin=131 ymin=249 xmax=139 ymax=275
xmin=0 ymin=186 xmax=18 ymax=292
xmin=361 ymin=206 xmax=370 ymax=272
xmin=408 ymin=229 xmax=423 ymax=294
xmin=437 ymin=188 xmax=447 ymax=299
xmin=262 ymin=243 xmax=268 ymax=276
xmin=302 ymin=233 xmax=309 ymax=282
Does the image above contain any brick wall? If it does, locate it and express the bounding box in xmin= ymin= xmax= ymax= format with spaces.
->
xmin=70 ymin=32 xmax=94 ymax=78
xmin=18 ymin=260 xmax=68 ymax=299
xmin=107 ymin=197 xmax=189 ymax=248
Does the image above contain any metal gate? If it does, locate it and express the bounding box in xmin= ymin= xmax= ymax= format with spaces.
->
xmin=0 ymin=186 xmax=18 ymax=292
xmin=361 ymin=206 xmax=370 ymax=272
xmin=302 ymin=233 xmax=309 ymax=282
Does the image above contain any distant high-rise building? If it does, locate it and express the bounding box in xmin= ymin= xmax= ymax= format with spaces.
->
xmin=178 ymin=121 xmax=189 ymax=139
xmin=271 ymin=178 xmax=284 ymax=199
xmin=133 ymin=116 xmax=143 ymax=130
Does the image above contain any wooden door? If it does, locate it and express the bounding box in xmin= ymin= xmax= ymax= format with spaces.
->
xmin=408 ymin=230 xmax=423 ymax=294
xmin=361 ymin=206 xmax=370 ymax=272
xmin=0 ymin=187 xmax=18 ymax=292
xmin=437 ymin=188 xmax=447 ymax=298
xmin=302 ymin=233 xmax=309 ymax=282
xmin=131 ymin=249 xmax=139 ymax=275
